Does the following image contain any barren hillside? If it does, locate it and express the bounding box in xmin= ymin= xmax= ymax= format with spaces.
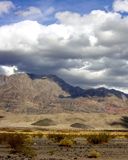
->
xmin=0 ymin=73 xmax=127 ymax=114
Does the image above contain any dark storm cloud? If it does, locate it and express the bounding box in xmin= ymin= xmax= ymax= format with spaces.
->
xmin=0 ymin=10 xmax=128 ymax=92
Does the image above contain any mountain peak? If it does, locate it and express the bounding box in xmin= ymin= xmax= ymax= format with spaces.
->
xmin=27 ymin=73 xmax=128 ymax=99
xmin=0 ymin=72 xmax=127 ymax=99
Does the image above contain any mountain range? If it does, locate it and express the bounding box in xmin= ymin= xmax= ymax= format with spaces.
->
xmin=28 ymin=73 xmax=128 ymax=98
xmin=0 ymin=73 xmax=127 ymax=114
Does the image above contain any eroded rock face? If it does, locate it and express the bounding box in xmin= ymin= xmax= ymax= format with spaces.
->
xmin=0 ymin=73 xmax=127 ymax=114
xmin=0 ymin=73 xmax=69 ymax=113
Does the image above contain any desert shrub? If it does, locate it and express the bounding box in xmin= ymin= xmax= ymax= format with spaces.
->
xmin=87 ymin=133 xmax=111 ymax=144
xmin=59 ymin=138 xmax=74 ymax=147
xmin=124 ymin=134 xmax=128 ymax=139
xmin=0 ymin=133 xmax=35 ymax=157
xmin=19 ymin=146 xmax=37 ymax=157
xmin=37 ymin=132 xmax=43 ymax=138
xmin=47 ymin=134 xmax=65 ymax=142
xmin=87 ymin=149 xmax=101 ymax=158
xmin=0 ymin=115 xmax=4 ymax=118
xmin=48 ymin=150 xmax=55 ymax=155
xmin=0 ymin=133 xmax=9 ymax=144
xmin=8 ymin=133 xmax=36 ymax=157
xmin=7 ymin=134 xmax=28 ymax=150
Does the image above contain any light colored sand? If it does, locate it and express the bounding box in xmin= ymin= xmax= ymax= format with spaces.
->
xmin=0 ymin=110 xmax=127 ymax=130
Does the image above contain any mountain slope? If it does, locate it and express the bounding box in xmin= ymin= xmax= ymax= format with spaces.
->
xmin=0 ymin=73 xmax=69 ymax=113
xmin=0 ymin=73 xmax=127 ymax=114
xmin=84 ymin=87 xmax=128 ymax=99
xmin=28 ymin=73 xmax=128 ymax=98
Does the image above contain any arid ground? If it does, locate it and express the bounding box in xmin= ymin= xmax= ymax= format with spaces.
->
xmin=0 ymin=129 xmax=128 ymax=160
xmin=0 ymin=110 xmax=128 ymax=130
xmin=1 ymin=111 xmax=128 ymax=160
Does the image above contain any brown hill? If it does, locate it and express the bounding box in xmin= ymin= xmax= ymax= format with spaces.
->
xmin=0 ymin=73 xmax=127 ymax=114
xmin=0 ymin=73 xmax=69 ymax=113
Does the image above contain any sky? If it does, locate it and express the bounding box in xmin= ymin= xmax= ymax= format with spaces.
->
xmin=0 ymin=0 xmax=128 ymax=93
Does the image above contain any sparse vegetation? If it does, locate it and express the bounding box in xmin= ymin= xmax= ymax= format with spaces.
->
xmin=0 ymin=130 xmax=127 ymax=159
xmin=47 ymin=134 xmax=65 ymax=142
xmin=87 ymin=149 xmax=101 ymax=158
xmin=7 ymin=134 xmax=28 ymax=150
xmin=0 ymin=133 xmax=8 ymax=144
xmin=48 ymin=150 xmax=55 ymax=155
xmin=0 ymin=133 xmax=36 ymax=157
xmin=0 ymin=115 xmax=4 ymax=118
xmin=18 ymin=146 xmax=37 ymax=157
xmin=87 ymin=133 xmax=111 ymax=144
xmin=59 ymin=137 xmax=74 ymax=147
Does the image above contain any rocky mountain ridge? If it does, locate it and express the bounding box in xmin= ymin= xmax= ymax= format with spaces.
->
xmin=28 ymin=73 xmax=128 ymax=98
xmin=0 ymin=73 xmax=127 ymax=114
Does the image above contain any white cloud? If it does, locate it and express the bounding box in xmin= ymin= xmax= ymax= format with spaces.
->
xmin=0 ymin=65 xmax=18 ymax=76
xmin=0 ymin=10 xmax=128 ymax=92
xmin=0 ymin=20 xmax=42 ymax=52
xmin=113 ymin=0 xmax=128 ymax=12
xmin=0 ymin=1 xmax=15 ymax=16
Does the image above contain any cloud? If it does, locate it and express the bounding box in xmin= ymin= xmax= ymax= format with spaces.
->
xmin=44 ymin=7 xmax=55 ymax=16
xmin=113 ymin=0 xmax=128 ymax=13
xmin=16 ymin=6 xmax=43 ymax=18
xmin=15 ymin=6 xmax=55 ymax=20
xmin=0 ymin=1 xmax=15 ymax=16
xmin=0 ymin=10 xmax=128 ymax=92
xmin=0 ymin=65 xmax=18 ymax=76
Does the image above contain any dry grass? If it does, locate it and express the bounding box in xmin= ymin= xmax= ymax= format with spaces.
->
xmin=0 ymin=128 xmax=128 ymax=139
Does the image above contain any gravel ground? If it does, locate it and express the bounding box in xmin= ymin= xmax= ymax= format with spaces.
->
xmin=0 ymin=137 xmax=128 ymax=160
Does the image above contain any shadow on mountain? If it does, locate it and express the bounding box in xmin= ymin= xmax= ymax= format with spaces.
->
xmin=110 ymin=116 xmax=128 ymax=128
xmin=28 ymin=73 xmax=128 ymax=99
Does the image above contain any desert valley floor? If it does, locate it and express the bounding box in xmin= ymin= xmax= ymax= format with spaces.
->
xmin=0 ymin=111 xmax=128 ymax=159
xmin=0 ymin=110 xmax=128 ymax=130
